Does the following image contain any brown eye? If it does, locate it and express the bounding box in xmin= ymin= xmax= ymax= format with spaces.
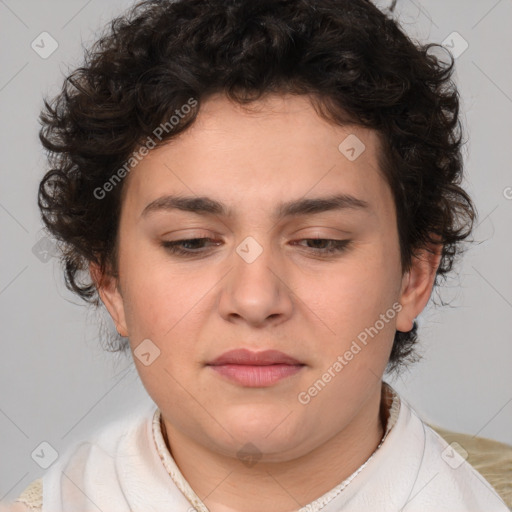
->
xmin=161 ymin=238 xmax=220 ymax=256
xmin=294 ymin=238 xmax=352 ymax=256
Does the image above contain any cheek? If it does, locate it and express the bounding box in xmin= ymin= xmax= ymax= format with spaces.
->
xmin=119 ymin=242 xmax=190 ymax=333
xmin=304 ymin=251 xmax=400 ymax=361
xmin=120 ymin=257 xmax=214 ymax=370
xmin=313 ymin=259 xmax=395 ymax=322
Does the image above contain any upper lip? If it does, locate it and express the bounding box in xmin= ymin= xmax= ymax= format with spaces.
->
xmin=207 ymin=349 xmax=303 ymax=366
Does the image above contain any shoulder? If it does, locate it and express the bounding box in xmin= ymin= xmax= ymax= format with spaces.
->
xmin=428 ymin=424 xmax=512 ymax=510
xmin=3 ymin=403 xmax=157 ymax=512
xmin=412 ymin=413 xmax=510 ymax=511
xmin=382 ymin=393 xmax=510 ymax=511
xmin=44 ymin=402 xmax=158 ymax=480
xmin=57 ymin=402 xmax=158 ymax=466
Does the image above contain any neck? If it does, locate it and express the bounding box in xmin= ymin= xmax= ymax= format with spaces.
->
xmin=162 ymin=384 xmax=385 ymax=512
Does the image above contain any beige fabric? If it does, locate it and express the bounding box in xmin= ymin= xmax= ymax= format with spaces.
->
xmin=0 ymin=502 xmax=34 ymax=512
xmin=0 ymin=478 xmax=42 ymax=511
xmin=11 ymin=479 xmax=42 ymax=512
xmin=429 ymin=425 xmax=512 ymax=510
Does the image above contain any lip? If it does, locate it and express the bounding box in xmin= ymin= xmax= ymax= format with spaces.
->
xmin=206 ymin=349 xmax=305 ymax=387
xmin=208 ymin=349 xmax=303 ymax=366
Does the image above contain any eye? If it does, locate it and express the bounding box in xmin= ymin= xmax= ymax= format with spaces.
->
xmin=293 ymin=238 xmax=352 ymax=256
xmin=161 ymin=238 xmax=219 ymax=256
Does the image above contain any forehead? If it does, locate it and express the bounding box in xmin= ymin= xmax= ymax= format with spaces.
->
xmin=121 ymin=93 xmax=394 ymax=222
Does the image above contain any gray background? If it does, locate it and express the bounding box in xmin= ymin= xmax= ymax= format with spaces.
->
xmin=1 ymin=0 xmax=511 ymax=502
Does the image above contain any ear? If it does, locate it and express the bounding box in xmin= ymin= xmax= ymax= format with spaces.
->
xmin=395 ymin=238 xmax=443 ymax=332
xmin=89 ymin=262 xmax=129 ymax=337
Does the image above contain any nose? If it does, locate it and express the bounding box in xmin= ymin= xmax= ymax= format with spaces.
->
xmin=217 ymin=236 xmax=294 ymax=328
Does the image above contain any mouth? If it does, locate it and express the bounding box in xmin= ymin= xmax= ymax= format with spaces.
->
xmin=206 ymin=349 xmax=305 ymax=387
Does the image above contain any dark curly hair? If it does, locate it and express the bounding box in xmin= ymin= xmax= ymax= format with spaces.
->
xmin=37 ymin=0 xmax=476 ymax=373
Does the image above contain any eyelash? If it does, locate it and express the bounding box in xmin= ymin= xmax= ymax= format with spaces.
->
xmin=160 ymin=237 xmax=352 ymax=257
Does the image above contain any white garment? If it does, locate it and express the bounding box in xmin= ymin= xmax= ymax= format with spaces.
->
xmin=41 ymin=384 xmax=509 ymax=512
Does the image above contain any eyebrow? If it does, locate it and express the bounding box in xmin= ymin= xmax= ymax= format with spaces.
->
xmin=140 ymin=193 xmax=371 ymax=220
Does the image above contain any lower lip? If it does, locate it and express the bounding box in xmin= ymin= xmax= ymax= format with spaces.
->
xmin=208 ymin=364 xmax=304 ymax=387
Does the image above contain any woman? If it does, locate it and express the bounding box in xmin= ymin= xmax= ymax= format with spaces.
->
xmin=3 ymin=0 xmax=510 ymax=510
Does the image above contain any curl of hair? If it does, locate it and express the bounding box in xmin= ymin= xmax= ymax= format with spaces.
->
xmin=38 ymin=0 xmax=476 ymax=371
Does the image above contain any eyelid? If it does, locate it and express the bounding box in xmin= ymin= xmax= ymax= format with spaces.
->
xmin=288 ymin=225 xmax=354 ymax=237
xmin=160 ymin=229 xmax=216 ymax=239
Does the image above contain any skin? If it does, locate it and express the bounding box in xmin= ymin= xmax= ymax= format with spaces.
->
xmin=92 ymin=92 xmax=441 ymax=512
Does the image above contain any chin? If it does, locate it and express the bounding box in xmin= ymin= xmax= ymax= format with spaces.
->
xmin=213 ymin=407 xmax=313 ymax=460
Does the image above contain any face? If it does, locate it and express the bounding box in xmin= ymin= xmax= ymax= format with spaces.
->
xmin=96 ymin=93 xmax=439 ymax=462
